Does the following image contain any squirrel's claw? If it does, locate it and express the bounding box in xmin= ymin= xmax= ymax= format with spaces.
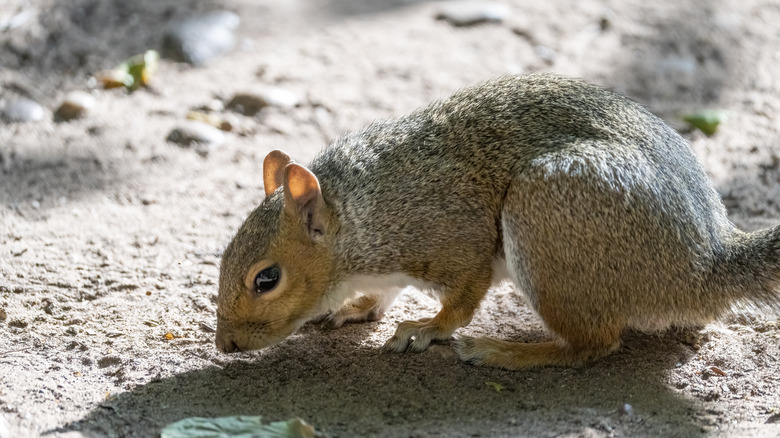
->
xmin=383 ymin=317 xmax=450 ymax=353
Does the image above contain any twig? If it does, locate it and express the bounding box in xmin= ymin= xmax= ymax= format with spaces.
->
xmin=0 ymin=346 xmax=32 ymax=357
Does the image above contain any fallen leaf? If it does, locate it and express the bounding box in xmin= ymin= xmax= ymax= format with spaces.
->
xmin=681 ymin=109 xmax=727 ymax=136
xmin=161 ymin=416 xmax=315 ymax=438
xmin=709 ymin=366 xmax=728 ymax=377
xmin=97 ymin=50 xmax=159 ymax=91
xmin=485 ymin=381 xmax=505 ymax=392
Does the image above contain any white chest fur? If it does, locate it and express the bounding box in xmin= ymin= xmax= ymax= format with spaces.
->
xmin=321 ymin=273 xmax=433 ymax=315
xmin=321 ymin=257 xmax=511 ymax=315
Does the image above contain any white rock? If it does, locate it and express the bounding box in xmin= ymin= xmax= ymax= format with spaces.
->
xmin=2 ymin=97 xmax=44 ymax=123
xmin=259 ymin=88 xmax=301 ymax=109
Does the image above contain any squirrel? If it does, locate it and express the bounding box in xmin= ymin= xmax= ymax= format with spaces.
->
xmin=215 ymin=73 xmax=780 ymax=370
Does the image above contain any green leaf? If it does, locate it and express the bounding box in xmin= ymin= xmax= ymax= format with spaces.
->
xmin=160 ymin=416 xmax=315 ymax=438
xmin=485 ymin=381 xmax=505 ymax=392
xmin=681 ymin=109 xmax=727 ymax=136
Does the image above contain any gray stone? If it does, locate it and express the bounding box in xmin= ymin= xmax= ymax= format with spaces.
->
xmin=162 ymin=10 xmax=240 ymax=66
xmin=2 ymin=97 xmax=44 ymax=123
xmin=167 ymin=121 xmax=226 ymax=156
xmin=54 ymin=91 xmax=96 ymax=121
xmin=618 ymin=403 xmax=634 ymax=416
xmin=227 ymin=88 xmax=301 ymax=116
xmin=226 ymin=93 xmax=267 ymax=116
xmin=436 ymin=2 xmax=511 ymax=27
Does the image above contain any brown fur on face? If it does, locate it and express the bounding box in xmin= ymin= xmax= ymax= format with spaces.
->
xmin=216 ymin=158 xmax=337 ymax=353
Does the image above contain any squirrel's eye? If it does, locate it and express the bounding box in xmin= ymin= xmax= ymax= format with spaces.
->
xmin=254 ymin=265 xmax=280 ymax=294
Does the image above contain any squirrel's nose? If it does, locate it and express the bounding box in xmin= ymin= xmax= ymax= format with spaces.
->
xmin=215 ymin=332 xmax=240 ymax=353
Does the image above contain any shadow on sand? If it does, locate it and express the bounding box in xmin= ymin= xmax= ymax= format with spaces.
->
xmin=57 ymin=323 xmax=705 ymax=437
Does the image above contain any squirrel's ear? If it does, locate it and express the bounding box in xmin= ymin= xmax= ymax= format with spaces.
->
xmin=283 ymin=163 xmax=327 ymax=239
xmin=263 ymin=150 xmax=292 ymax=197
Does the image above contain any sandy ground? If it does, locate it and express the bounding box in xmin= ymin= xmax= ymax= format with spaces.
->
xmin=1 ymin=0 xmax=780 ymax=437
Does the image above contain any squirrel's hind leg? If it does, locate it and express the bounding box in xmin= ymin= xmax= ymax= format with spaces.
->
xmin=453 ymin=328 xmax=621 ymax=370
xmin=458 ymin=153 xmax=633 ymax=369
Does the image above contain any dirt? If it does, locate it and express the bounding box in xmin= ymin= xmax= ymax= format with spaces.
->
xmin=1 ymin=0 xmax=779 ymax=437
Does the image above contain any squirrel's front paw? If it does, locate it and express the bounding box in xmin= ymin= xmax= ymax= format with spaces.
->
xmin=383 ymin=317 xmax=452 ymax=353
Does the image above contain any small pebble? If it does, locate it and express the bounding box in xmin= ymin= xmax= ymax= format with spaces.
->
xmin=162 ymin=10 xmax=240 ymax=66
xmin=42 ymin=299 xmax=56 ymax=315
xmin=599 ymin=9 xmax=616 ymax=31
xmin=435 ymin=1 xmax=511 ymax=27
xmin=227 ymin=93 xmax=267 ymax=116
xmin=2 ymin=97 xmax=44 ymax=123
xmin=167 ymin=121 xmax=226 ymax=156
xmin=619 ymin=403 xmax=634 ymax=416
xmin=227 ymin=88 xmax=300 ymax=116
xmin=0 ymin=308 xmax=7 ymax=321
xmin=55 ymin=91 xmax=96 ymax=121
xmin=256 ymin=88 xmax=300 ymax=109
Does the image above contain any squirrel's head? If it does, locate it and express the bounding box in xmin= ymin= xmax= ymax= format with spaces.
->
xmin=215 ymin=150 xmax=336 ymax=353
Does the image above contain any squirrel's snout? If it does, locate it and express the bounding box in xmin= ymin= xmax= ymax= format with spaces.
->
xmin=220 ymin=340 xmax=240 ymax=353
xmin=215 ymin=331 xmax=240 ymax=353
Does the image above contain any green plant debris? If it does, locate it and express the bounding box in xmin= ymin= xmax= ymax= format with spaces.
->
xmin=681 ymin=109 xmax=728 ymax=136
xmin=161 ymin=416 xmax=315 ymax=438
xmin=485 ymin=381 xmax=505 ymax=392
xmin=97 ymin=50 xmax=159 ymax=91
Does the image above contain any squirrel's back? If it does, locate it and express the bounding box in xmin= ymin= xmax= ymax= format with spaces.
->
xmin=310 ymin=74 xmax=733 ymax=281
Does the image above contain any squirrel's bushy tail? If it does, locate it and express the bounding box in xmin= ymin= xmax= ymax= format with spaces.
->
xmin=714 ymin=224 xmax=780 ymax=314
